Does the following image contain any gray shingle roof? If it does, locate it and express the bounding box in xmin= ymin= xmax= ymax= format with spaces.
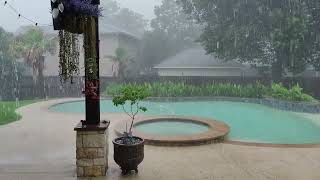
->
xmin=154 ymin=48 xmax=245 ymax=68
xmin=16 ymin=23 xmax=140 ymax=39
xmin=99 ymin=23 xmax=141 ymax=39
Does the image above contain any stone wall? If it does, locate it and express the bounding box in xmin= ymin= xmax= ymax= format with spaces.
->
xmin=76 ymin=129 xmax=108 ymax=177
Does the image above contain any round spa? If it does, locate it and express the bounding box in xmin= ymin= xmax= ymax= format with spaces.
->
xmin=114 ymin=116 xmax=230 ymax=146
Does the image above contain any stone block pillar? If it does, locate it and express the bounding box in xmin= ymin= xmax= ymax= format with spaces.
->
xmin=74 ymin=121 xmax=110 ymax=177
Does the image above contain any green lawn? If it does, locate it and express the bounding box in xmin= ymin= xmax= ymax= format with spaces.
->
xmin=0 ymin=100 xmax=37 ymax=125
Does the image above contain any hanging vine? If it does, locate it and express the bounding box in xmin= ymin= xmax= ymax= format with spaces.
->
xmin=58 ymin=30 xmax=80 ymax=83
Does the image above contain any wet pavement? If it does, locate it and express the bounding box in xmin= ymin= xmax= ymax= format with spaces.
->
xmin=0 ymin=99 xmax=320 ymax=180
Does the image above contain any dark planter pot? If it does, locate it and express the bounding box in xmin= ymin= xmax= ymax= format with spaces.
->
xmin=113 ymin=136 xmax=144 ymax=174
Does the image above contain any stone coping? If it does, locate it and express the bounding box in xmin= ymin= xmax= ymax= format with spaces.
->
xmin=142 ymin=97 xmax=320 ymax=114
xmin=50 ymin=96 xmax=320 ymax=114
xmin=74 ymin=121 xmax=110 ymax=131
xmin=225 ymin=140 xmax=320 ymax=148
xmin=114 ymin=116 xmax=230 ymax=146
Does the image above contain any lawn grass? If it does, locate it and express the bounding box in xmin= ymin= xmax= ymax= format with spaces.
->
xmin=0 ymin=100 xmax=37 ymax=125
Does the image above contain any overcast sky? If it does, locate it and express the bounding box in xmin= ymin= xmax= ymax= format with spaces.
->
xmin=0 ymin=0 xmax=161 ymax=32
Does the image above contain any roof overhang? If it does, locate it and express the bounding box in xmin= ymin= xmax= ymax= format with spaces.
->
xmin=153 ymin=66 xmax=243 ymax=69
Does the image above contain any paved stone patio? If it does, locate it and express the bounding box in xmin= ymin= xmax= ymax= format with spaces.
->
xmin=0 ymin=99 xmax=320 ymax=180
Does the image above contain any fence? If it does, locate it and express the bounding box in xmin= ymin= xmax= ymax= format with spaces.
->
xmin=8 ymin=76 xmax=320 ymax=100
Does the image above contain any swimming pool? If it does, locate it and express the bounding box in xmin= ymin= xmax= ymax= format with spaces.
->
xmin=135 ymin=120 xmax=210 ymax=136
xmin=50 ymin=100 xmax=320 ymax=144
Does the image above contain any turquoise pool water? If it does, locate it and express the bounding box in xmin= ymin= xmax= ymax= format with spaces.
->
xmin=135 ymin=121 xmax=209 ymax=136
xmin=50 ymin=100 xmax=320 ymax=144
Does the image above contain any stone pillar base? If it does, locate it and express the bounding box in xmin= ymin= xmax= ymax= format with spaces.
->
xmin=74 ymin=121 xmax=110 ymax=177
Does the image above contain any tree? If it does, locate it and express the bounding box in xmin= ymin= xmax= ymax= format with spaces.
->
xmin=305 ymin=0 xmax=320 ymax=71
xmin=101 ymin=0 xmax=148 ymax=36
xmin=0 ymin=27 xmax=21 ymax=100
xmin=107 ymin=48 xmax=133 ymax=79
xmin=151 ymin=0 xmax=200 ymax=41
xmin=180 ymin=0 xmax=320 ymax=81
xmin=138 ymin=0 xmax=201 ymax=71
xmin=14 ymin=27 xmax=56 ymax=97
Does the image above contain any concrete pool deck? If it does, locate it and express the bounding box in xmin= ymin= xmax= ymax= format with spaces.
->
xmin=0 ymin=98 xmax=320 ymax=180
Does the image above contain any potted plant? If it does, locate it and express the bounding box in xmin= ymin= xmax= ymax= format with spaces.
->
xmin=112 ymin=85 xmax=148 ymax=174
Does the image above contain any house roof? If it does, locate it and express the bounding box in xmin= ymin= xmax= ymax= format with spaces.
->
xmin=16 ymin=23 xmax=141 ymax=40
xmin=154 ymin=48 xmax=245 ymax=69
xmin=99 ymin=23 xmax=141 ymax=39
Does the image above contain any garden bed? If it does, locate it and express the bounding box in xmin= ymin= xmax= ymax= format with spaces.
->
xmin=106 ymin=82 xmax=316 ymax=102
xmin=104 ymin=82 xmax=319 ymax=113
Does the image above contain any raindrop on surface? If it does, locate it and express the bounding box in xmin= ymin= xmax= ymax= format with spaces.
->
xmin=15 ymin=98 xmax=20 ymax=108
xmin=52 ymin=8 xmax=59 ymax=19
xmin=245 ymin=31 xmax=250 ymax=38
xmin=58 ymin=3 xmax=64 ymax=13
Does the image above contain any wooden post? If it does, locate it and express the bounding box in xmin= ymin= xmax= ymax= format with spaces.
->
xmin=83 ymin=16 xmax=100 ymax=125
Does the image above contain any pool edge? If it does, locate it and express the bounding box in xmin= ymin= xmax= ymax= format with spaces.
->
xmin=225 ymin=140 xmax=320 ymax=148
xmin=114 ymin=116 xmax=230 ymax=146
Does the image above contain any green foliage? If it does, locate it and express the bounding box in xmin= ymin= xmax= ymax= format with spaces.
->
xmin=179 ymin=0 xmax=320 ymax=80
xmin=0 ymin=27 xmax=23 ymax=100
xmin=138 ymin=0 xmax=201 ymax=71
xmin=270 ymin=83 xmax=314 ymax=102
xmin=112 ymin=85 xmax=149 ymax=136
xmin=101 ymin=0 xmax=147 ymax=36
xmin=15 ymin=27 xmax=56 ymax=80
xmin=112 ymin=85 xmax=149 ymax=108
xmin=106 ymin=47 xmax=132 ymax=78
xmin=59 ymin=30 xmax=80 ymax=82
xmin=106 ymin=82 xmax=314 ymax=102
xmin=0 ymin=100 xmax=37 ymax=125
xmin=107 ymin=82 xmax=268 ymax=98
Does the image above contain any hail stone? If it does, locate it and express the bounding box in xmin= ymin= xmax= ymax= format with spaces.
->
xmin=52 ymin=8 xmax=59 ymax=19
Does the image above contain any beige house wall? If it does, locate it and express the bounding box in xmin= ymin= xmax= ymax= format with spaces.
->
xmin=156 ymin=68 xmax=258 ymax=77
xmin=43 ymin=34 xmax=138 ymax=77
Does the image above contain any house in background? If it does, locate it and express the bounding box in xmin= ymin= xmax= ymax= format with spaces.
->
xmin=285 ymin=65 xmax=320 ymax=78
xmin=20 ymin=24 xmax=141 ymax=77
xmin=154 ymin=48 xmax=259 ymax=77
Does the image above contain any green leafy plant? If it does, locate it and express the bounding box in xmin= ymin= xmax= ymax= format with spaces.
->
xmin=270 ymin=83 xmax=290 ymax=100
xmin=112 ymin=85 xmax=149 ymax=137
xmin=268 ymin=83 xmax=314 ymax=101
xmin=58 ymin=30 xmax=80 ymax=83
xmin=15 ymin=27 xmax=56 ymax=84
xmin=106 ymin=82 xmax=314 ymax=102
xmin=288 ymin=84 xmax=313 ymax=102
xmin=105 ymin=47 xmax=133 ymax=79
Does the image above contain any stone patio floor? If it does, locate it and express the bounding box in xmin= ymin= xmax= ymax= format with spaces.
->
xmin=0 ymin=99 xmax=320 ymax=180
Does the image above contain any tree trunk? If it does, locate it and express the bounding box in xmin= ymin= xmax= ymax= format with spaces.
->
xmin=271 ymin=57 xmax=283 ymax=83
xmin=37 ymin=56 xmax=46 ymax=98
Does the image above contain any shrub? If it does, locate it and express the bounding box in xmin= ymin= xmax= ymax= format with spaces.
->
xmin=269 ymin=83 xmax=314 ymax=102
xmin=105 ymin=82 xmax=315 ymax=102
xmin=270 ymin=83 xmax=290 ymax=100
xmin=288 ymin=84 xmax=314 ymax=102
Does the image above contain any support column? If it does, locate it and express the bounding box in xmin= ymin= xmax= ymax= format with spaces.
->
xmin=74 ymin=121 xmax=110 ymax=177
xmin=83 ymin=16 xmax=100 ymax=125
